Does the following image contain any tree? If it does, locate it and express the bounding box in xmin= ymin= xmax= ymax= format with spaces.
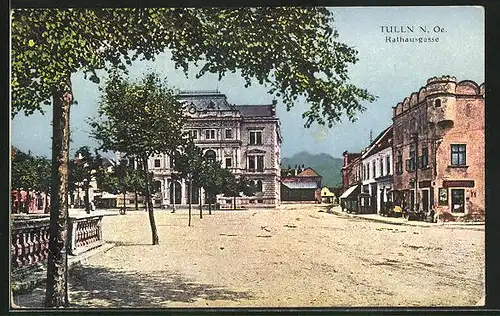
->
xmin=90 ymin=71 xmax=187 ymax=244
xmin=11 ymin=150 xmax=51 ymax=214
xmin=198 ymin=160 xmax=230 ymax=214
xmin=173 ymin=141 xmax=205 ymax=224
xmin=11 ymin=8 xmax=375 ymax=306
xmin=221 ymin=175 xmax=257 ymax=210
xmin=71 ymin=146 xmax=99 ymax=213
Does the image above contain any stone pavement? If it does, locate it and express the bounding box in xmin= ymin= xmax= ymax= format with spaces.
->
xmin=327 ymin=206 xmax=484 ymax=230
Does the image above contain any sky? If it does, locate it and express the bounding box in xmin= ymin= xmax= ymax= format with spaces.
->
xmin=11 ymin=6 xmax=485 ymax=159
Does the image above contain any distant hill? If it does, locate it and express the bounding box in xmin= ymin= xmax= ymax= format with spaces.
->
xmin=281 ymin=151 xmax=343 ymax=188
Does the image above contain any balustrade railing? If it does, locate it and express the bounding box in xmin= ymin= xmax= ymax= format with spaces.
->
xmin=11 ymin=216 xmax=50 ymax=270
xmin=68 ymin=215 xmax=104 ymax=255
xmin=11 ymin=214 xmax=104 ymax=271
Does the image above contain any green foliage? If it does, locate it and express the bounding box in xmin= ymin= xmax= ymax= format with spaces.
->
xmin=12 ymin=8 xmax=375 ymax=126
xmin=222 ymin=175 xmax=257 ymax=198
xmin=95 ymin=158 xmax=149 ymax=195
xmin=199 ymin=160 xmax=232 ymax=200
xmin=173 ymin=141 xmax=205 ymax=186
xmin=11 ymin=148 xmax=51 ymax=191
xmin=90 ymin=71 xmax=187 ymax=157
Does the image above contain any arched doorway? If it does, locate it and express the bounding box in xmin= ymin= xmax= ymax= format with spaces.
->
xmin=153 ymin=180 xmax=162 ymax=194
xmin=204 ymin=150 xmax=216 ymax=163
xmin=169 ymin=181 xmax=181 ymax=204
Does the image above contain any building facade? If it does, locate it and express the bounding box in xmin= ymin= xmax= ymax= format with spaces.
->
xmin=339 ymin=152 xmax=364 ymax=212
xmin=392 ymin=76 xmax=485 ymax=219
xmin=280 ymin=167 xmax=322 ymax=202
xmin=147 ymin=91 xmax=282 ymax=208
xmin=361 ymin=126 xmax=394 ymax=214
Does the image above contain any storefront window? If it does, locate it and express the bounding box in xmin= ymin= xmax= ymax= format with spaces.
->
xmin=451 ymin=189 xmax=465 ymax=213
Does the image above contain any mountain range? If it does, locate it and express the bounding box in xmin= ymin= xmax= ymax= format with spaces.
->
xmin=281 ymin=151 xmax=343 ymax=188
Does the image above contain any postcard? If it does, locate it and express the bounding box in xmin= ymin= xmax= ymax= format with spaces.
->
xmin=10 ymin=6 xmax=485 ymax=310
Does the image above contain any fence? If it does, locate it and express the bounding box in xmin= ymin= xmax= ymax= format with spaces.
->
xmin=11 ymin=214 xmax=104 ymax=271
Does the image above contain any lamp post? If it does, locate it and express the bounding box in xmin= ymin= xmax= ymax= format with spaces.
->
xmin=187 ymin=173 xmax=192 ymax=226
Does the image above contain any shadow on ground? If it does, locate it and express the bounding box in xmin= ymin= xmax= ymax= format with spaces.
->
xmin=14 ymin=263 xmax=254 ymax=309
xmin=68 ymin=263 xmax=254 ymax=308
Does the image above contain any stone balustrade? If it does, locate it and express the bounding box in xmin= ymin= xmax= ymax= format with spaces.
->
xmin=11 ymin=214 xmax=104 ymax=271
xmin=68 ymin=215 xmax=104 ymax=255
xmin=11 ymin=216 xmax=51 ymax=270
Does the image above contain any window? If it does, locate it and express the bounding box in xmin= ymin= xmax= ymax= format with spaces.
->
xmin=256 ymin=180 xmax=263 ymax=192
xmin=451 ymin=189 xmax=465 ymax=213
xmin=451 ymin=144 xmax=466 ymax=166
xmin=154 ymin=159 xmax=161 ymax=168
xmin=372 ymin=161 xmax=375 ymax=179
xmin=205 ymin=129 xmax=216 ymax=140
xmin=189 ymin=130 xmax=198 ymax=139
xmin=421 ymin=147 xmax=429 ymax=168
xmin=248 ymin=155 xmax=264 ymax=172
xmin=204 ymin=150 xmax=216 ymax=163
xmin=396 ymin=152 xmax=403 ymax=175
xmin=410 ymin=118 xmax=416 ymax=133
xmin=169 ymin=156 xmax=175 ymax=169
xmin=386 ymin=156 xmax=391 ymax=175
xmin=225 ymin=157 xmax=232 ymax=168
xmin=249 ymin=131 xmax=262 ymax=145
xmin=435 ymin=99 xmax=441 ymax=107
xmin=225 ymin=129 xmax=233 ymax=139
xmin=379 ymin=158 xmax=383 ymax=177
xmin=406 ymin=149 xmax=416 ymax=172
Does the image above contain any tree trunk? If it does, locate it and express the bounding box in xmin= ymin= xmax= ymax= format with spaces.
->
xmin=45 ymin=82 xmax=71 ymax=307
xmin=123 ymin=188 xmax=126 ymax=211
xmin=142 ymin=155 xmax=159 ymax=245
xmin=84 ymin=182 xmax=90 ymax=214
xmin=134 ymin=189 xmax=139 ymax=210
xmin=188 ymin=180 xmax=192 ymax=226
xmin=233 ymin=196 xmax=236 ymax=210
xmin=199 ymin=187 xmax=203 ymax=218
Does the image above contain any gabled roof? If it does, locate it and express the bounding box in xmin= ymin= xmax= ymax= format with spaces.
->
xmin=362 ymin=126 xmax=393 ymax=159
xmin=297 ymin=167 xmax=321 ymax=178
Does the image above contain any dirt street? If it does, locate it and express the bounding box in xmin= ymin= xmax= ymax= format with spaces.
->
xmin=15 ymin=204 xmax=485 ymax=308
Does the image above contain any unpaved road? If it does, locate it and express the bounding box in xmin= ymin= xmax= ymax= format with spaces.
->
xmin=15 ymin=204 xmax=484 ymax=308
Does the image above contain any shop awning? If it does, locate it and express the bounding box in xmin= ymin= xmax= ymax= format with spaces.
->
xmin=339 ymin=185 xmax=360 ymax=199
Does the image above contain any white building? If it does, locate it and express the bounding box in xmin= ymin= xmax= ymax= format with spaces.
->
xmin=361 ymin=126 xmax=393 ymax=214
xmin=146 ymin=90 xmax=282 ymax=208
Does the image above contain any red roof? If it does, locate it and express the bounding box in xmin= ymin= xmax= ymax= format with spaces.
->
xmin=297 ymin=168 xmax=321 ymax=178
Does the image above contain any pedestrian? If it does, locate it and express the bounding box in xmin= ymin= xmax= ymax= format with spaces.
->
xmin=340 ymin=199 xmax=345 ymax=212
